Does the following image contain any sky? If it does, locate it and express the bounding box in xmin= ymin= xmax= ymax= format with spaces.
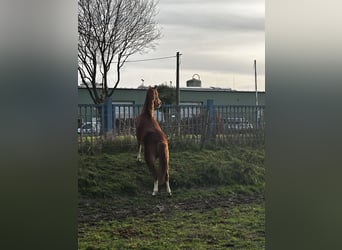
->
xmin=110 ymin=0 xmax=265 ymax=91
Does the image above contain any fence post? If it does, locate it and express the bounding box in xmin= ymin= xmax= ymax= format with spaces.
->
xmin=103 ymin=97 xmax=113 ymax=136
xmin=207 ymin=99 xmax=216 ymax=141
xmin=254 ymin=106 xmax=258 ymax=130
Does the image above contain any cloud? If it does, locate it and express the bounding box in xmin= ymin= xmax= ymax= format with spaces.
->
xmin=160 ymin=0 xmax=263 ymax=6
xmin=116 ymin=0 xmax=265 ymax=91
xmin=157 ymin=0 xmax=264 ymax=31
xmin=158 ymin=10 xmax=264 ymax=33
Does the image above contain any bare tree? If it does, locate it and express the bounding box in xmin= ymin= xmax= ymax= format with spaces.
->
xmin=78 ymin=0 xmax=161 ymax=104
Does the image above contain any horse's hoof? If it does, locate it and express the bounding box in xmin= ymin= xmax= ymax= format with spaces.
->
xmin=152 ymin=191 xmax=158 ymax=196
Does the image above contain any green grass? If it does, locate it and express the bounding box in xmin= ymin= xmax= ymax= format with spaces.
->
xmin=78 ymin=146 xmax=265 ymax=249
xmin=78 ymin=147 xmax=265 ymax=198
xmin=79 ymin=203 xmax=264 ymax=250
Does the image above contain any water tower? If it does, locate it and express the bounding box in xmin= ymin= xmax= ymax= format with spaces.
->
xmin=186 ymin=74 xmax=201 ymax=87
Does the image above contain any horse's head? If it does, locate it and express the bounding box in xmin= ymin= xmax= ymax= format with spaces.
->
xmin=150 ymin=86 xmax=161 ymax=108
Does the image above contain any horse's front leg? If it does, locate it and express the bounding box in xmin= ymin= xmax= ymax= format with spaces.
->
xmin=152 ymin=179 xmax=158 ymax=196
xmin=136 ymin=143 xmax=142 ymax=162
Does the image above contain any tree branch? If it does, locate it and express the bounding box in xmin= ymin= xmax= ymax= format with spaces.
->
xmin=78 ymin=0 xmax=161 ymax=103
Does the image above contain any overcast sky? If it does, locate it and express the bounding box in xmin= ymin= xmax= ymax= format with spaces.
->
xmin=113 ymin=0 xmax=265 ymax=91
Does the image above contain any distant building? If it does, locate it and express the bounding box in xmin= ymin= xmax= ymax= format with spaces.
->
xmin=78 ymin=86 xmax=265 ymax=106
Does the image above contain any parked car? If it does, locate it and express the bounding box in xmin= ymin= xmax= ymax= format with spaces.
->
xmin=223 ymin=117 xmax=254 ymax=130
xmin=77 ymin=122 xmax=100 ymax=135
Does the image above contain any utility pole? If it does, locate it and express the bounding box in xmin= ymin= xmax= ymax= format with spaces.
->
xmin=176 ymin=52 xmax=181 ymax=136
xmin=254 ymin=59 xmax=259 ymax=129
xmin=176 ymin=52 xmax=180 ymax=106
xmin=254 ymin=59 xmax=258 ymax=106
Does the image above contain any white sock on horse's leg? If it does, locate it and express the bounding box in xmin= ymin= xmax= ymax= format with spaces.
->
xmin=152 ymin=180 xmax=158 ymax=196
xmin=166 ymin=181 xmax=172 ymax=196
xmin=137 ymin=145 xmax=142 ymax=161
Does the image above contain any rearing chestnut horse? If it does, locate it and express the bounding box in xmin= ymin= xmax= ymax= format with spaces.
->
xmin=136 ymin=86 xmax=171 ymax=196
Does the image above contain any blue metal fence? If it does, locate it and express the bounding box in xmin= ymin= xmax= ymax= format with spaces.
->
xmin=78 ymin=99 xmax=265 ymax=150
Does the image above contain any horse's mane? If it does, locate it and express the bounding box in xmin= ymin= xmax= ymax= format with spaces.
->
xmin=142 ymin=86 xmax=158 ymax=117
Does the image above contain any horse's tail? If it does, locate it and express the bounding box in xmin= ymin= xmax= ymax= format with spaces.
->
xmin=158 ymin=141 xmax=169 ymax=184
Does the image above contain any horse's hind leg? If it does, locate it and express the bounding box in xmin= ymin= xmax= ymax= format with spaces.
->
xmin=165 ymin=169 xmax=172 ymax=196
xmin=166 ymin=181 xmax=171 ymax=196
xmin=152 ymin=180 xmax=159 ymax=196
xmin=159 ymin=143 xmax=171 ymax=196
xmin=145 ymin=154 xmax=159 ymax=196
xmin=136 ymin=143 xmax=142 ymax=162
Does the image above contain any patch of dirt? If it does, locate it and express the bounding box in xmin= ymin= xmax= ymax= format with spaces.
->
xmin=78 ymin=192 xmax=264 ymax=226
xmin=115 ymin=226 xmax=143 ymax=238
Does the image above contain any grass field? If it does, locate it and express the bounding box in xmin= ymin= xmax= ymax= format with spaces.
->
xmin=78 ymin=146 xmax=265 ymax=249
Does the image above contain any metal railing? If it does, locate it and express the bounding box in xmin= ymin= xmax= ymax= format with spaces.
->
xmin=78 ymin=100 xmax=265 ymax=151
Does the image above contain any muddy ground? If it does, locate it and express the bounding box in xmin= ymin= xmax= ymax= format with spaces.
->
xmin=78 ymin=192 xmax=264 ymax=227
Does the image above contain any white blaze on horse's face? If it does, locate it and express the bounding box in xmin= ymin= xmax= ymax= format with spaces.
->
xmin=153 ymin=89 xmax=161 ymax=108
xmin=155 ymin=98 xmax=161 ymax=108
